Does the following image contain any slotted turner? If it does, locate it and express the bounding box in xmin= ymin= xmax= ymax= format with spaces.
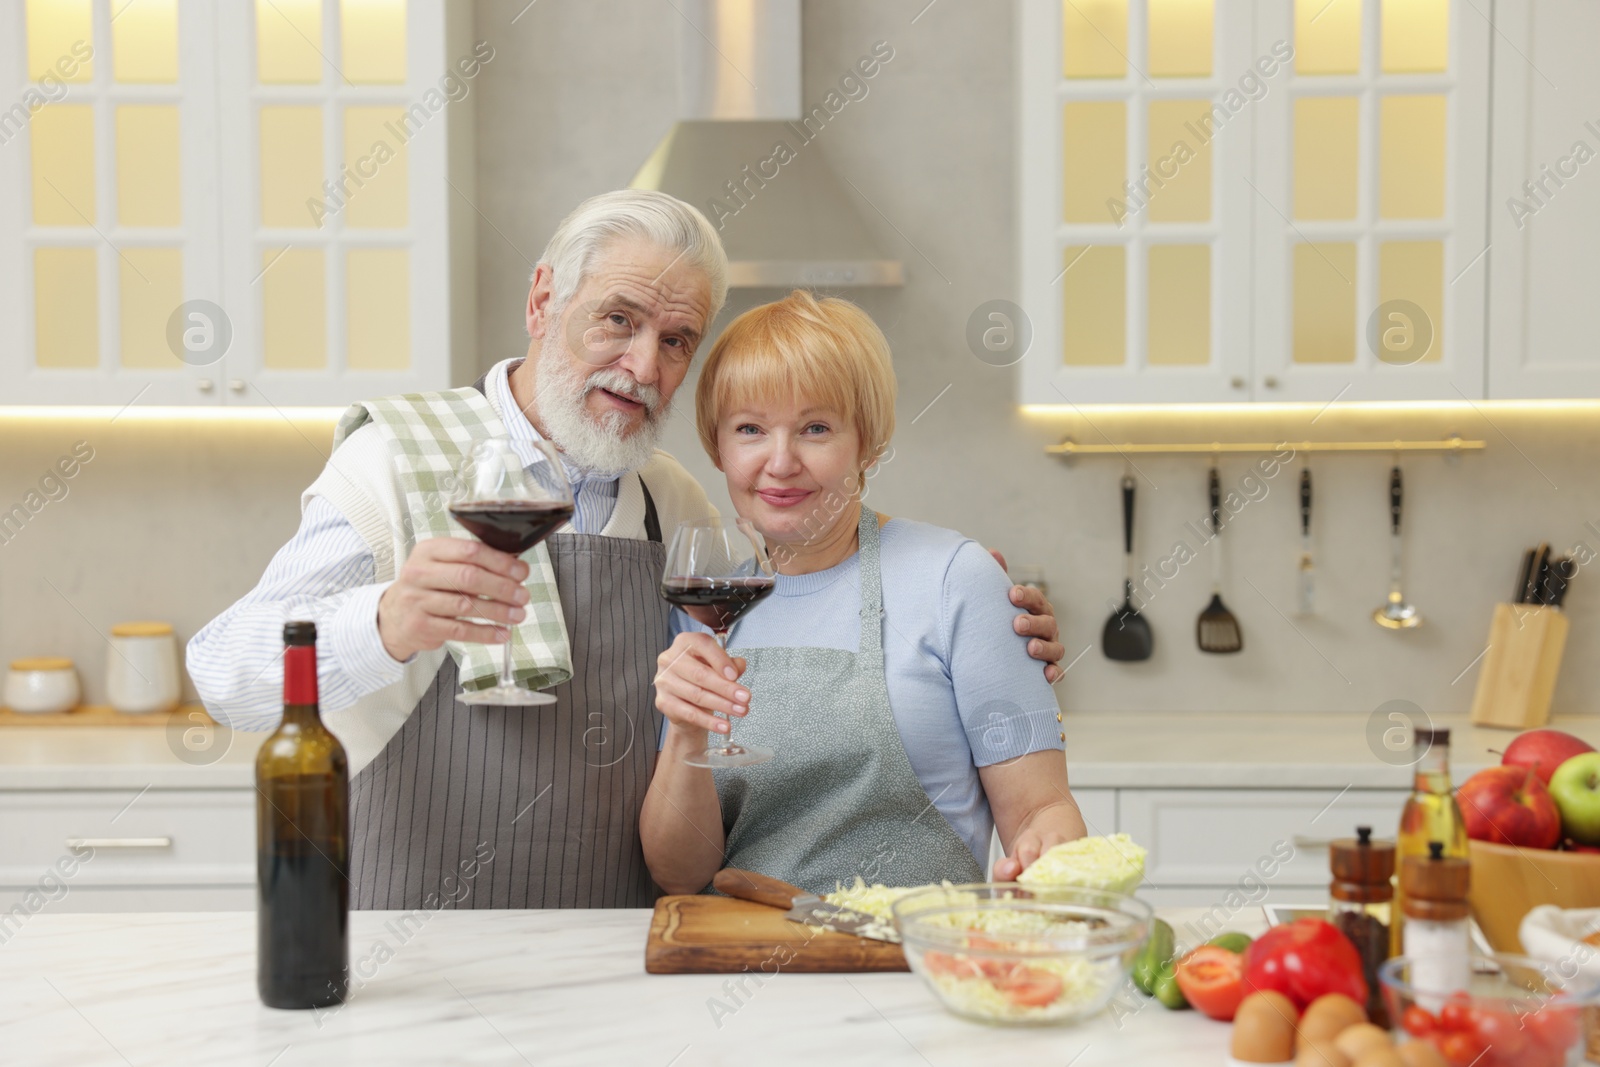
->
xmin=1196 ymin=465 xmax=1242 ymax=654
xmin=1103 ymin=476 xmax=1153 ymax=661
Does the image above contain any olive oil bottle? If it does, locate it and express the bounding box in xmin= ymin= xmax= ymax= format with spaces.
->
xmin=1391 ymin=726 xmax=1468 ymax=957
xmin=256 ymin=621 xmax=349 ymax=1009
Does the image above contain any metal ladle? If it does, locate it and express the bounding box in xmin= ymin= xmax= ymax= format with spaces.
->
xmin=1373 ymin=465 xmax=1421 ymax=629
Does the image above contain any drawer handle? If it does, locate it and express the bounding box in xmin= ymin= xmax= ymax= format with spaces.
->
xmin=1292 ymin=835 xmax=1334 ymax=850
xmin=65 ymin=837 xmax=173 ymax=849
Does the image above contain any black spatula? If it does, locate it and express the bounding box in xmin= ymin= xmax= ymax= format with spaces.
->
xmin=1103 ymin=476 xmax=1153 ymax=661
xmin=1196 ymin=465 xmax=1243 ymax=654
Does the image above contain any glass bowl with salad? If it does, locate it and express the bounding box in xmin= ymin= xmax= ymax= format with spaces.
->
xmin=891 ymin=884 xmax=1152 ymax=1026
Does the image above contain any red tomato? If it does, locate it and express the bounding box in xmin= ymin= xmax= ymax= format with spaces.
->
xmin=1436 ymin=1029 xmax=1486 ymax=1067
xmin=1174 ymin=945 xmax=1246 ymax=1021
xmin=1240 ymin=918 xmax=1368 ymax=1012
xmin=996 ymin=965 xmax=1063 ymax=1008
xmin=1522 ymin=999 xmax=1582 ymax=1052
xmin=1437 ymin=991 xmax=1475 ymax=1032
xmin=1469 ymin=1007 xmax=1528 ymax=1062
xmin=1401 ymin=1004 xmax=1438 ymax=1037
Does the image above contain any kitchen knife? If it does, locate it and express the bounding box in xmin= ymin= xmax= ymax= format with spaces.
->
xmin=712 ymin=868 xmax=901 ymax=944
xmin=1514 ymin=548 xmax=1537 ymax=604
xmin=1524 ymin=543 xmax=1550 ymax=604
xmin=1547 ymin=557 xmax=1574 ymax=609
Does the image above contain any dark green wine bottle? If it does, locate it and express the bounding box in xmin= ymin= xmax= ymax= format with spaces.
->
xmin=256 ymin=621 xmax=349 ymax=1009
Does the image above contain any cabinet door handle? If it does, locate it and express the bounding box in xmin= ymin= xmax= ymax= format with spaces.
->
xmin=65 ymin=837 xmax=173 ymax=849
xmin=1291 ymin=835 xmax=1333 ymax=850
xmin=1230 ymin=376 xmax=1246 ymax=389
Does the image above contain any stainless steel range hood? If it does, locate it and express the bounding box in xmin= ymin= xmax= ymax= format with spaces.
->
xmin=629 ymin=0 xmax=903 ymax=288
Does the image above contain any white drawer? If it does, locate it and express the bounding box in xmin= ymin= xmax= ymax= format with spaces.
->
xmin=0 ymin=789 xmax=254 ymax=889
xmin=1119 ymin=788 xmax=1410 ymax=888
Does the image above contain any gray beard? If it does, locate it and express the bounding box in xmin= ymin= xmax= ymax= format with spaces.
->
xmin=530 ymin=335 xmax=666 ymax=478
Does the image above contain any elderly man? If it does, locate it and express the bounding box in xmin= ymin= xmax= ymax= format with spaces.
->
xmin=188 ymin=190 xmax=1063 ymax=909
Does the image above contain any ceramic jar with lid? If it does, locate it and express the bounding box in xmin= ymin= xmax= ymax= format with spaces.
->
xmin=5 ymin=658 xmax=82 ymax=714
xmin=107 ymin=622 xmax=181 ymax=714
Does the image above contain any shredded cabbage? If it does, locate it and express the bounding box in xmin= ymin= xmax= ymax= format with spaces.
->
xmin=1015 ymin=834 xmax=1146 ymax=893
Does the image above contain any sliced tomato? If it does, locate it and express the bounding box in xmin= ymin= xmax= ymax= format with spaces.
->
xmin=995 ymin=964 xmax=1063 ymax=1008
xmin=921 ymin=950 xmax=983 ymax=980
xmin=1174 ymin=945 xmax=1246 ymax=1021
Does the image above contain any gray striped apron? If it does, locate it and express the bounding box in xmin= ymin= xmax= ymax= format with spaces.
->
xmin=716 ymin=508 xmax=984 ymax=895
xmin=348 ymin=380 xmax=668 ymax=909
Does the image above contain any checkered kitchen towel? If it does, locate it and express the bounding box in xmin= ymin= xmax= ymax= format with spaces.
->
xmin=333 ymin=388 xmax=573 ymax=693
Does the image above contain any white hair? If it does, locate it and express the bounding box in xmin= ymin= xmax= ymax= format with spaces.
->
xmin=535 ymin=189 xmax=729 ymax=325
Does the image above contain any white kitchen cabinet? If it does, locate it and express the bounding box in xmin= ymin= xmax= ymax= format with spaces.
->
xmin=1118 ymin=787 xmax=1409 ymax=890
xmin=0 ymin=787 xmax=253 ymax=915
xmin=1018 ymin=0 xmax=1493 ymax=404
xmin=0 ymin=0 xmax=476 ymax=408
xmin=1486 ymin=2 xmax=1600 ymax=399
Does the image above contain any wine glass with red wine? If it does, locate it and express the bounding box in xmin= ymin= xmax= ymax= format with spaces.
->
xmin=447 ymin=437 xmax=574 ymax=707
xmin=660 ymin=518 xmax=776 ymax=768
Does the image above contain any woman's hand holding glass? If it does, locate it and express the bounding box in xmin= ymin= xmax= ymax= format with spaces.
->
xmin=653 ymin=633 xmax=753 ymax=745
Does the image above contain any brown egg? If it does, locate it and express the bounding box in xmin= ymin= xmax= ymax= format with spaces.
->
xmin=1232 ymin=991 xmax=1299 ymax=1063
xmin=1295 ymin=1039 xmax=1352 ymax=1067
xmin=1333 ymin=1023 xmax=1393 ymax=1061
xmin=1298 ymin=993 xmax=1369 ymax=1048
xmin=1395 ymin=1041 xmax=1449 ymax=1067
xmin=1351 ymin=1050 xmax=1406 ymax=1067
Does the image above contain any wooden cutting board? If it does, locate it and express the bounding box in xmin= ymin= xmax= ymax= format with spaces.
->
xmin=644 ymin=894 xmax=908 ymax=974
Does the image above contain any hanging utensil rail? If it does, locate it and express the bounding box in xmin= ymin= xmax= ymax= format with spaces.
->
xmin=1045 ymin=435 xmax=1484 ymax=457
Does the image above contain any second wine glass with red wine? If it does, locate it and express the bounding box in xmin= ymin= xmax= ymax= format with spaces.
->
xmin=660 ymin=517 xmax=776 ymax=768
xmin=448 ymin=436 xmax=574 ymax=707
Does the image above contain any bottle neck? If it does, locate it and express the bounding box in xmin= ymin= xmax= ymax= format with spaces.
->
xmin=283 ymin=644 xmax=320 ymax=724
xmin=1413 ymin=740 xmax=1452 ymax=792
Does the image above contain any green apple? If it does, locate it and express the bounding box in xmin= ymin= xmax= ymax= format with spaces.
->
xmin=1547 ymin=752 xmax=1600 ymax=846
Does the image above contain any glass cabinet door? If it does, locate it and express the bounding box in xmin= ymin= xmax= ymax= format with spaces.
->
xmin=1020 ymin=0 xmax=1255 ymax=404
xmin=4 ymin=0 xmax=223 ymax=405
xmin=1251 ymin=0 xmax=1489 ymax=402
xmin=217 ymin=0 xmax=448 ymax=408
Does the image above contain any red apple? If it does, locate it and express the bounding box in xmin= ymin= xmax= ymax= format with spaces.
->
xmin=1500 ymin=730 xmax=1596 ymax=786
xmin=1456 ymin=765 xmax=1563 ymax=849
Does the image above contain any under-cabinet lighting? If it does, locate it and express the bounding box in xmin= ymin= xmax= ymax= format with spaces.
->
xmin=1019 ymin=399 xmax=1600 ymax=417
xmin=0 ymin=406 xmax=345 ymax=423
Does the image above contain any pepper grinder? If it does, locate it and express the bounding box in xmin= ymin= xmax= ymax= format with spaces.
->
xmin=1329 ymin=825 xmax=1395 ymax=1027
xmin=1400 ymin=840 xmax=1472 ymax=1006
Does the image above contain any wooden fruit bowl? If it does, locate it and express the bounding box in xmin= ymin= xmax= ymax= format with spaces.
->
xmin=1466 ymin=839 xmax=1600 ymax=952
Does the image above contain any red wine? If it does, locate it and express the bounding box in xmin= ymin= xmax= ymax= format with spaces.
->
xmin=450 ymin=500 xmax=574 ymax=554
xmin=660 ymin=576 xmax=776 ymax=633
xmin=257 ymin=621 xmax=349 ymax=1011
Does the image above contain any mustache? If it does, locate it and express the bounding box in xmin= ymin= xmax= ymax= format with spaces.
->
xmin=583 ymin=369 xmax=664 ymax=416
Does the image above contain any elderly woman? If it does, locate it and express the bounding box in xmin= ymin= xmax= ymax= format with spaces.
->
xmin=640 ymin=291 xmax=1087 ymax=895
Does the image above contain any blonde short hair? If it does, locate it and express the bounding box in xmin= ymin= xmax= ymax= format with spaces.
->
xmin=695 ymin=290 xmax=897 ymax=467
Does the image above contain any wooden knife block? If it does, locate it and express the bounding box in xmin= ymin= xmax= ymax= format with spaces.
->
xmin=1469 ymin=603 xmax=1570 ymax=729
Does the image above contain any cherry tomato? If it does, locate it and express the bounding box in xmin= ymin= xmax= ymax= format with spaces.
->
xmin=1522 ymin=999 xmax=1582 ymax=1052
xmin=1469 ymin=1006 xmax=1528 ymax=1062
xmin=1436 ymin=1029 xmax=1486 ymax=1067
xmin=1241 ymin=918 xmax=1368 ymax=1012
xmin=1438 ymin=991 xmax=1475 ymax=1032
xmin=1402 ymin=1004 xmax=1438 ymax=1037
xmin=1174 ymin=945 xmax=1246 ymax=1021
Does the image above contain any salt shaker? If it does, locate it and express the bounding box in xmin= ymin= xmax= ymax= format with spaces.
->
xmin=1401 ymin=840 xmax=1472 ymax=1005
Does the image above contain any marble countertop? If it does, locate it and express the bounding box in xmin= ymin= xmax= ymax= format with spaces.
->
xmin=0 ymin=908 xmax=1263 ymax=1067
xmin=2 ymin=711 xmax=1598 ymax=791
